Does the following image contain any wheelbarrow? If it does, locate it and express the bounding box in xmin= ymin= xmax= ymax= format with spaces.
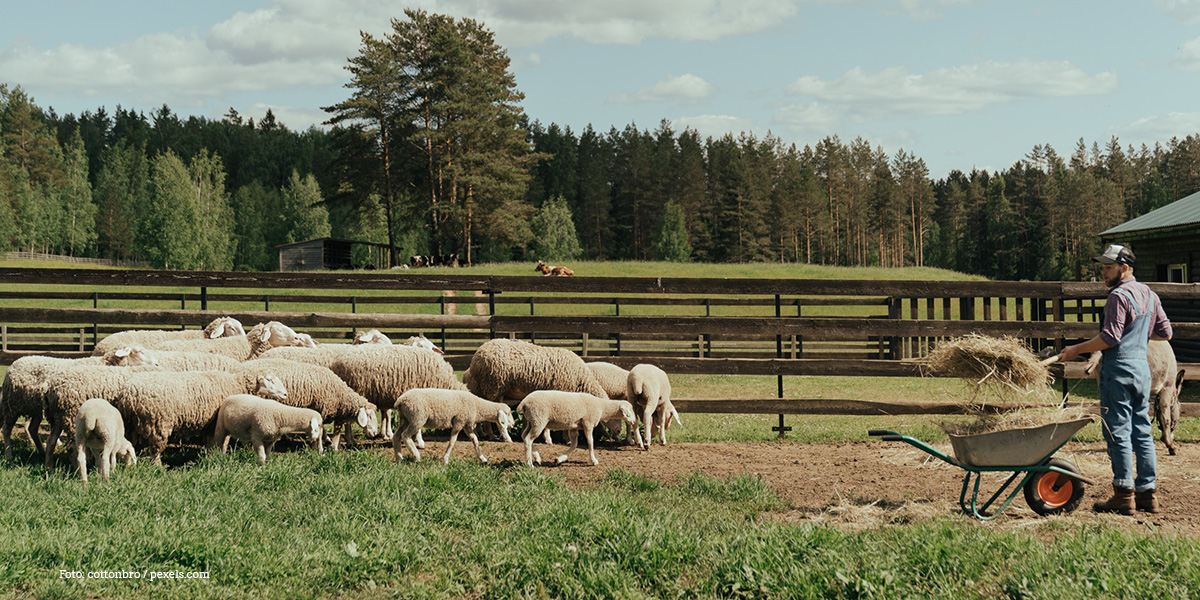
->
xmin=868 ymin=417 xmax=1096 ymax=520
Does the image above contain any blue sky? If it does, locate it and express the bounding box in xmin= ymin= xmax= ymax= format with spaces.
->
xmin=4 ymin=0 xmax=1200 ymax=179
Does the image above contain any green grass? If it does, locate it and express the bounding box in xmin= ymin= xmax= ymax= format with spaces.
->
xmin=2 ymin=450 xmax=1198 ymax=600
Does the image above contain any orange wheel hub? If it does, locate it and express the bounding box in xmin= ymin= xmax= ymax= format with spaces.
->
xmin=1037 ymin=472 xmax=1074 ymax=507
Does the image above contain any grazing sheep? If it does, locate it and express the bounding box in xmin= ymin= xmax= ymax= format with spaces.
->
xmin=331 ymin=345 xmax=466 ymax=441
xmin=74 ymin=398 xmax=136 ymax=483
xmin=517 ymin=391 xmax=636 ymax=467
xmin=41 ymin=364 xmax=164 ymax=468
xmin=1083 ymin=339 xmax=1186 ymax=455
xmin=3 ymin=346 xmax=158 ymax=460
xmin=392 ymin=389 xmax=514 ymax=464
xmin=464 ymin=338 xmax=608 ymax=405
xmin=91 ymin=317 xmax=245 ymax=356
xmin=626 ymin=364 xmax=673 ymax=449
xmin=154 ymin=321 xmax=301 ymax=361
xmin=212 ymin=394 xmax=324 ymax=465
xmin=232 ymin=359 xmax=379 ymax=450
xmin=138 ymin=349 xmax=242 ymax=372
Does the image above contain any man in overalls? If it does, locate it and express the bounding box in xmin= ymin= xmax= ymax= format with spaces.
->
xmin=1056 ymin=244 xmax=1172 ymax=514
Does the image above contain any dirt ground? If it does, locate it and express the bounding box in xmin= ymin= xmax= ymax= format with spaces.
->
xmin=393 ymin=435 xmax=1200 ymax=537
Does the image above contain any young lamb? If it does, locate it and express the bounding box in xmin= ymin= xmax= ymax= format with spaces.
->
xmin=392 ymin=388 xmax=514 ymax=464
xmin=91 ymin=316 xmax=245 ymax=356
xmin=331 ymin=344 xmax=466 ymax=441
xmin=1083 ymin=339 xmax=1186 ymax=455
xmin=154 ymin=321 xmax=302 ymax=361
xmin=212 ymin=394 xmax=324 ymax=465
xmin=74 ymin=398 xmax=136 ymax=483
xmin=626 ymin=364 xmax=674 ymax=449
xmin=516 ymin=390 xmax=636 ymax=467
xmin=233 ymin=359 xmax=379 ymax=450
xmin=41 ymin=363 xmax=164 ymax=468
xmin=3 ymin=346 xmax=158 ymax=460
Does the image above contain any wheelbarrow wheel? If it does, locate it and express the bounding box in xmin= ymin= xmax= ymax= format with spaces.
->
xmin=1023 ymin=458 xmax=1086 ymax=516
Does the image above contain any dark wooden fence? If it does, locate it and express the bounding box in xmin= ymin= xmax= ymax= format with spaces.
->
xmin=3 ymin=268 xmax=1199 ymax=421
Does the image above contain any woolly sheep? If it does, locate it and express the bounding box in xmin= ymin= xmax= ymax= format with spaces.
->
xmin=626 ymin=364 xmax=674 ymax=449
xmin=212 ymin=394 xmax=324 ymax=465
xmin=154 ymin=321 xmax=302 ymax=361
xmin=91 ymin=317 xmax=245 ymax=356
xmin=41 ymin=363 xmax=164 ymax=468
xmin=295 ymin=333 xmax=319 ymax=348
xmin=74 ymin=398 xmax=136 ymax=483
xmin=232 ymin=359 xmax=379 ymax=450
xmin=1083 ymin=339 xmax=1186 ymax=455
xmin=331 ymin=345 xmax=466 ymax=441
xmin=392 ymin=388 xmax=514 ymax=464
xmin=352 ymin=329 xmax=391 ymax=345
xmin=586 ymin=361 xmax=633 ymax=442
xmin=2 ymin=346 xmax=158 ymax=460
xmin=464 ymin=338 xmax=608 ymax=405
xmin=516 ymin=390 xmax=636 ymax=467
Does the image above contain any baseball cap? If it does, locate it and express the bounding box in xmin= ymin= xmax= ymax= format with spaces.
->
xmin=1093 ymin=243 xmax=1135 ymax=266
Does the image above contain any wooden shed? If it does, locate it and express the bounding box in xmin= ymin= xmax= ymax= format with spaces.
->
xmin=276 ymin=238 xmax=393 ymax=271
xmin=1101 ymin=190 xmax=1200 ymax=360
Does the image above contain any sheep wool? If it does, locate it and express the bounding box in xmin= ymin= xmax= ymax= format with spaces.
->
xmin=75 ymin=398 xmax=136 ymax=483
xmin=156 ymin=321 xmax=301 ymax=361
xmin=626 ymin=363 xmax=674 ymax=449
xmin=212 ymin=394 xmax=324 ymax=465
xmin=392 ymin=388 xmax=514 ymax=464
xmin=41 ymin=364 xmax=162 ymax=469
xmin=464 ymin=338 xmax=608 ymax=405
xmin=233 ymin=359 xmax=379 ymax=449
xmin=331 ymin=345 xmax=465 ymax=440
xmin=91 ymin=316 xmax=245 ymax=356
xmin=517 ymin=390 xmax=636 ymax=467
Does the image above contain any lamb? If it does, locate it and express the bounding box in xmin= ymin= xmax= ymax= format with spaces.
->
xmin=91 ymin=317 xmax=245 ymax=356
xmin=2 ymin=346 xmax=159 ymax=460
xmin=463 ymin=338 xmax=608 ymax=405
xmin=74 ymin=398 xmax=136 ymax=482
xmin=626 ymin=364 xmax=674 ymax=449
xmin=330 ymin=345 xmax=466 ymax=441
xmin=392 ymin=388 xmax=514 ymax=464
xmin=1083 ymin=339 xmax=1187 ymax=455
xmin=154 ymin=321 xmax=302 ymax=360
xmin=516 ymin=391 xmax=636 ymax=467
xmin=211 ymin=394 xmax=324 ymax=465
xmin=232 ymin=359 xmax=379 ymax=450
xmin=40 ymin=363 xmax=165 ymax=468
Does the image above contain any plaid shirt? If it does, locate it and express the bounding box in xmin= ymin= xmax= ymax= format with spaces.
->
xmin=1099 ymin=277 xmax=1172 ymax=347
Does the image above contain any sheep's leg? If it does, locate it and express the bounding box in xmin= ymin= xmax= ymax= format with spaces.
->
xmin=26 ymin=412 xmax=44 ymax=455
xmin=656 ymin=407 xmax=668 ymax=446
xmin=641 ymin=406 xmax=656 ymax=451
xmin=542 ymin=429 xmax=553 ymax=444
xmin=382 ymin=408 xmax=394 ymax=440
xmin=44 ymin=421 xmax=64 ymax=469
xmin=443 ymin=425 xmax=461 ymax=464
xmin=252 ymin=434 xmax=268 ymax=465
xmin=98 ymin=447 xmax=113 ymax=481
xmin=521 ymin=423 xmax=540 ymax=467
xmin=585 ymin=426 xmax=598 ymax=466
xmin=76 ymin=442 xmax=89 ymax=483
xmin=416 ymin=428 xmax=425 ymax=449
xmin=398 ymin=422 xmax=422 ymax=462
xmin=331 ymin=423 xmax=346 ymax=451
xmin=1 ymin=417 xmax=14 ymax=461
xmin=463 ymin=426 xmax=487 ymax=464
xmin=555 ymin=429 xmax=579 ymax=464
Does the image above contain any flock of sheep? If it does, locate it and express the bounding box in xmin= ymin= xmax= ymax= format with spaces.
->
xmin=0 ymin=318 xmax=679 ymax=482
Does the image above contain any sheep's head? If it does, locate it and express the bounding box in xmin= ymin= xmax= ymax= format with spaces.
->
xmin=404 ymin=333 xmax=443 ymax=354
xmin=308 ymin=415 xmax=323 ymax=443
xmin=255 ymin=374 xmax=288 ymax=402
xmin=617 ymin=401 xmax=637 ymax=426
xmin=205 ymin=317 xmax=246 ymax=339
xmin=497 ymin=407 xmax=515 ymax=443
xmin=357 ymin=407 xmax=380 ymax=438
xmin=116 ymin=440 xmax=137 ymax=466
xmin=255 ymin=321 xmax=302 ymax=349
xmin=353 ymin=329 xmax=391 ymax=345
xmin=295 ymin=333 xmax=319 ymax=348
xmin=106 ymin=345 xmax=160 ymax=367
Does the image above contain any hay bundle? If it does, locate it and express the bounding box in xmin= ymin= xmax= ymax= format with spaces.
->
xmin=925 ymin=334 xmax=1053 ymax=394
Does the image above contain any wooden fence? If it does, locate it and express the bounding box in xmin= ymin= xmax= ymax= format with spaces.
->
xmin=3 ymin=268 xmax=1199 ymax=423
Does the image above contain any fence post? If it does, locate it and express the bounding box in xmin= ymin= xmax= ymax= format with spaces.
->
xmin=488 ymin=290 xmax=496 ymax=340
xmin=201 ymin=287 xmax=208 ymax=311
xmin=614 ymin=298 xmax=621 ymax=356
xmin=92 ymin=291 xmax=99 ymax=349
xmin=772 ymin=294 xmax=790 ymax=439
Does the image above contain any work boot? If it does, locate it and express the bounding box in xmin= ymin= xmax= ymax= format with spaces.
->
xmin=1135 ymin=489 xmax=1160 ymax=513
xmin=1093 ymin=486 xmax=1135 ymax=515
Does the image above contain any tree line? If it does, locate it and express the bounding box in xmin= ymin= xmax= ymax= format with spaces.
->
xmin=2 ymin=9 xmax=1199 ymax=277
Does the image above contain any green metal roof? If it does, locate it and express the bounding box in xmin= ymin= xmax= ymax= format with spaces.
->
xmin=1101 ymin=189 xmax=1200 ymax=236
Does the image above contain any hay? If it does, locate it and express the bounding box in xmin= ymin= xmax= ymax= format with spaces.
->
xmin=925 ymin=334 xmax=1054 ymax=395
xmin=938 ymin=406 xmax=1092 ymax=436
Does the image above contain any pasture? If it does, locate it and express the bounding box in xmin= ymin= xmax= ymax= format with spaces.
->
xmin=2 ymin=258 xmax=1198 ymax=599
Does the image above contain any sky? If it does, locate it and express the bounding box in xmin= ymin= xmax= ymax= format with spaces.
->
xmin=4 ymin=0 xmax=1200 ymax=180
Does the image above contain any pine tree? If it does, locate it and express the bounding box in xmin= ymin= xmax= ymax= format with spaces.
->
xmin=530 ymin=196 xmax=582 ymax=261
xmin=654 ymin=201 xmax=691 ymax=262
xmin=281 ymin=170 xmax=331 ymax=244
xmin=59 ymin=130 xmax=96 ymax=256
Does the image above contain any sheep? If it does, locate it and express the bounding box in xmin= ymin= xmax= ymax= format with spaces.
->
xmin=464 ymin=338 xmax=608 ymax=406
xmin=154 ymin=321 xmax=302 ymax=360
xmin=392 ymin=388 xmax=514 ymax=464
xmin=586 ymin=361 xmax=634 ymax=442
xmin=2 ymin=346 xmax=159 ymax=460
xmin=74 ymin=398 xmax=136 ymax=482
xmin=139 ymin=349 xmax=242 ymax=372
xmin=330 ymin=345 xmax=466 ymax=441
xmin=295 ymin=333 xmax=319 ymax=348
xmin=211 ymin=394 xmax=324 ymax=465
xmin=232 ymin=359 xmax=379 ymax=450
xmin=403 ymin=334 xmax=443 ymax=354
xmin=41 ymin=363 xmax=165 ymax=468
xmin=91 ymin=317 xmax=245 ymax=356
xmin=352 ymin=329 xmax=391 ymax=345
xmin=1083 ymin=339 xmax=1186 ymax=455
xmin=516 ymin=391 xmax=636 ymax=467
xmin=626 ymin=364 xmax=674 ymax=449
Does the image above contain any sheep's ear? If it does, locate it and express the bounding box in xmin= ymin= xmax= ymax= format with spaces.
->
xmin=259 ymin=327 xmax=272 ymax=343
xmin=209 ymin=326 xmax=223 ymax=339
xmin=115 ymin=347 xmax=131 ymax=358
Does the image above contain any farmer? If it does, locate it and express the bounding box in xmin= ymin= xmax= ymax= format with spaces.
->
xmin=1056 ymin=244 xmax=1172 ymax=515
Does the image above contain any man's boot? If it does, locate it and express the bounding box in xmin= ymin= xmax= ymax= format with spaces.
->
xmin=1135 ymin=489 xmax=1160 ymax=513
xmin=1093 ymin=486 xmax=1134 ymax=515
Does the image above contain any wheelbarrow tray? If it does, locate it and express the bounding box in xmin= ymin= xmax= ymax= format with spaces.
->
xmin=947 ymin=418 xmax=1093 ymax=467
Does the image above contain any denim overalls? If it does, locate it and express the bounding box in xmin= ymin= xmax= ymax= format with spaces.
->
xmin=1098 ymin=285 xmax=1156 ymax=492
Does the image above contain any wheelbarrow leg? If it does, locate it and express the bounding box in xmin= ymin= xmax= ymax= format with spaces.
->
xmin=960 ymin=470 xmax=1037 ymax=521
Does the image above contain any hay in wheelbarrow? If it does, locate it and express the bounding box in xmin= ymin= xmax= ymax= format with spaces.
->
xmin=925 ymin=334 xmax=1054 ymax=396
xmin=938 ymin=405 xmax=1092 ymax=436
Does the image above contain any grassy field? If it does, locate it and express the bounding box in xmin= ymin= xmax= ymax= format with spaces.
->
xmin=3 ymin=258 xmax=1199 ymax=598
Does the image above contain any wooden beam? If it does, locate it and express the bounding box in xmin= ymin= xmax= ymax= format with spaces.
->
xmin=0 ymin=307 xmax=490 ymax=329
xmin=670 ymin=398 xmax=1200 ymax=417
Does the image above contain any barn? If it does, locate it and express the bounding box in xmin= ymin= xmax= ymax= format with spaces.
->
xmin=1100 ymin=190 xmax=1200 ymax=360
xmin=276 ymin=238 xmax=394 ymax=271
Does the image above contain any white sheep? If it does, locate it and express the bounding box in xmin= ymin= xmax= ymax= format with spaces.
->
xmin=331 ymin=345 xmax=466 ymax=441
xmin=41 ymin=363 xmax=163 ymax=468
xmin=352 ymin=329 xmax=391 ymax=345
xmin=1084 ymin=339 xmax=1186 ymax=455
xmin=626 ymin=364 xmax=674 ymax=449
xmin=233 ymin=358 xmax=379 ymax=450
xmin=516 ymin=390 xmax=636 ymax=467
xmin=74 ymin=398 xmax=136 ymax=483
xmin=91 ymin=317 xmax=245 ymax=356
xmin=3 ymin=346 xmax=158 ymax=460
xmin=392 ymin=388 xmax=514 ymax=464
xmin=154 ymin=321 xmax=301 ymax=360
xmin=212 ymin=394 xmax=324 ymax=465
xmin=295 ymin=333 xmax=319 ymax=348
xmin=464 ymin=338 xmax=609 ymax=406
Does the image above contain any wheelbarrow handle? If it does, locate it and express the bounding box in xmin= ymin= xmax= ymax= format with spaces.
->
xmin=868 ymin=429 xmax=899 ymax=437
xmin=881 ymin=435 xmax=904 ymax=442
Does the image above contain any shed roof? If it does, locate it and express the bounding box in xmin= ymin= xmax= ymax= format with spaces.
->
xmin=274 ymin=237 xmax=391 ymax=250
xmin=1101 ymin=189 xmax=1200 ymax=237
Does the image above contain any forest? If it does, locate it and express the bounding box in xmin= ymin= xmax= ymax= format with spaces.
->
xmin=2 ymin=8 xmax=1199 ymax=280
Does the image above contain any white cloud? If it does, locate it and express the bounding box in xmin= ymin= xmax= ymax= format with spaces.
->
xmin=785 ymin=61 xmax=1117 ymax=120
xmin=772 ymin=102 xmax=841 ymax=137
xmin=1113 ymin=112 xmax=1200 ymax=144
xmin=608 ymin=74 xmax=717 ymax=105
xmin=671 ymin=114 xmax=759 ymax=140
xmin=1157 ymin=0 xmax=1200 ymax=25
xmin=1172 ymin=37 xmax=1200 ymax=71
xmin=890 ymin=0 xmax=983 ymax=21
